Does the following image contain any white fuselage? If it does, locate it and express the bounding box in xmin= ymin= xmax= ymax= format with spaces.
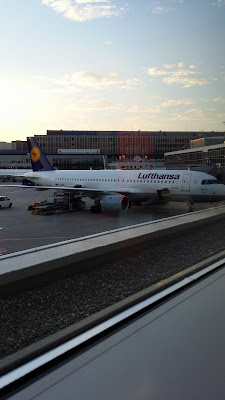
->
xmin=24 ymin=169 xmax=225 ymax=204
xmin=0 ymin=169 xmax=31 ymax=176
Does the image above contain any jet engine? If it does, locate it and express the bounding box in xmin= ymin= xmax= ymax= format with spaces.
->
xmin=100 ymin=194 xmax=129 ymax=212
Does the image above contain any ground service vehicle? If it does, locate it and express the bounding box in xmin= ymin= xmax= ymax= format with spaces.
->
xmin=0 ymin=196 xmax=12 ymax=208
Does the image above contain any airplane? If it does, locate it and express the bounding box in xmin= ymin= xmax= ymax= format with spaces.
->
xmin=0 ymin=169 xmax=31 ymax=179
xmin=1 ymin=136 xmax=225 ymax=213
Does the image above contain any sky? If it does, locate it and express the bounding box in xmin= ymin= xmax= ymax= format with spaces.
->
xmin=0 ymin=0 xmax=225 ymax=142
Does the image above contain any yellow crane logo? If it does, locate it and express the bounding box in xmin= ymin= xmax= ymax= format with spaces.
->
xmin=30 ymin=147 xmax=40 ymax=162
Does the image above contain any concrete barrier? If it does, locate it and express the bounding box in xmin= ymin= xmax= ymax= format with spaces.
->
xmin=1 ymin=206 xmax=225 ymax=293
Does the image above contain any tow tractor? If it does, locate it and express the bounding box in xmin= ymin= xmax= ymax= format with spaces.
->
xmin=28 ymin=191 xmax=85 ymax=215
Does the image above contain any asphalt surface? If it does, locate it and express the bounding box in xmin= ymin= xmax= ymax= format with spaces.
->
xmin=1 ymin=184 xmax=225 ymax=359
xmin=0 ymin=184 xmax=220 ymax=255
xmin=0 ymin=184 xmax=190 ymax=255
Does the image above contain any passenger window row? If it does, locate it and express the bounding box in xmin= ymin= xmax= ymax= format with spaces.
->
xmin=55 ymin=177 xmax=177 ymax=185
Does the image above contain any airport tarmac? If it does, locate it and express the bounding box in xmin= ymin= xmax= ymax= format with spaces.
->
xmin=0 ymin=184 xmax=222 ymax=255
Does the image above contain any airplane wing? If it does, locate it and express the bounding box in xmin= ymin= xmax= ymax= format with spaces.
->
xmin=0 ymin=184 xmax=146 ymax=197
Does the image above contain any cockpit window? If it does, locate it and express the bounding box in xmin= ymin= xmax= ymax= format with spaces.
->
xmin=201 ymin=179 xmax=220 ymax=185
xmin=212 ymin=180 xmax=220 ymax=184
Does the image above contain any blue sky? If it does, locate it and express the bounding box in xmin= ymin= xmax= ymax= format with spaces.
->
xmin=0 ymin=0 xmax=225 ymax=141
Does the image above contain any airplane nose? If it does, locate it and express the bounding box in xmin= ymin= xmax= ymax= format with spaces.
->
xmin=220 ymin=184 xmax=225 ymax=198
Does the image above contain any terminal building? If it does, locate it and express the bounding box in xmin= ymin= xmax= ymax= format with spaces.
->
xmin=165 ymin=136 xmax=225 ymax=167
xmin=164 ymin=136 xmax=225 ymax=182
xmin=0 ymin=130 xmax=225 ymax=171
xmin=35 ymin=130 xmax=222 ymax=160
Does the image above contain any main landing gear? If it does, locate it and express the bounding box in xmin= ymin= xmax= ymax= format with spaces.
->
xmin=90 ymin=200 xmax=102 ymax=213
xmin=90 ymin=205 xmax=102 ymax=213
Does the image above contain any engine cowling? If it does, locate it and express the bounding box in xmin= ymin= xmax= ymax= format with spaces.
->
xmin=100 ymin=194 xmax=129 ymax=212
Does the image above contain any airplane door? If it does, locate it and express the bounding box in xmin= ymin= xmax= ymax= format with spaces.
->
xmin=181 ymin=173 xmax=191 ymax=192
xmin=121 ymin=178 xmax=125 ymax=187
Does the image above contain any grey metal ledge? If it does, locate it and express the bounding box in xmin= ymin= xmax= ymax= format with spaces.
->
xmin=0 ymin=252 xmax=224 ymax=394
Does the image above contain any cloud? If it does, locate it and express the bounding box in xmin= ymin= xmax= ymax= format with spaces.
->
xmin=170 ymin=108 xmax=207 ymax=121
xmin=70 ymin=99 xmax=114 ymax=110
xmin=151 ymin=0 xmax=183 ymax=14
xmin=67 ymin=71 xmax=139 ymax=89
xmin=35 ymin=71 xmax=140 ymax=92
xmin=127 ymin=99 xmax=192 ymax=115
xmin=42 ymin=0 xmax=126 ymax=22
xmin=213 ymin=97 xmax=225 ymax=103
xmin=127 ymin=105 xmax=161 ymax=114
xmin=71 ymin=71 xmax=123 ymax=87
xmin=147 ymin=106 xmax=161 ymax=113
xmin=152 ymin=6 xmax=172 ymax=14
xmin=147 ymin=63 xmax=208 ymax=88
xmin=161 ymin=99 xmax=193 ymax=107
xmin=211 ymin=0 xmax=225 ymax=6
xmin=127 ymin=106 xmax=143 ymax=113
xmin=147 ymin=67 xmax=168 ymax=76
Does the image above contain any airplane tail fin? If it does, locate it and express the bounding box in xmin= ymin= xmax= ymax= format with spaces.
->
xmin=27 ymin=137 xmax=55 ymax=172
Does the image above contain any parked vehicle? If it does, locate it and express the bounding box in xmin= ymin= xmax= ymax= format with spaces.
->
xmin=0 ymin=196 xmax=12 ymax=208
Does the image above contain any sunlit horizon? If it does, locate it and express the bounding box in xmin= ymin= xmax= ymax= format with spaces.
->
xmin=0 ymin=0 xmax=225 ymax=142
